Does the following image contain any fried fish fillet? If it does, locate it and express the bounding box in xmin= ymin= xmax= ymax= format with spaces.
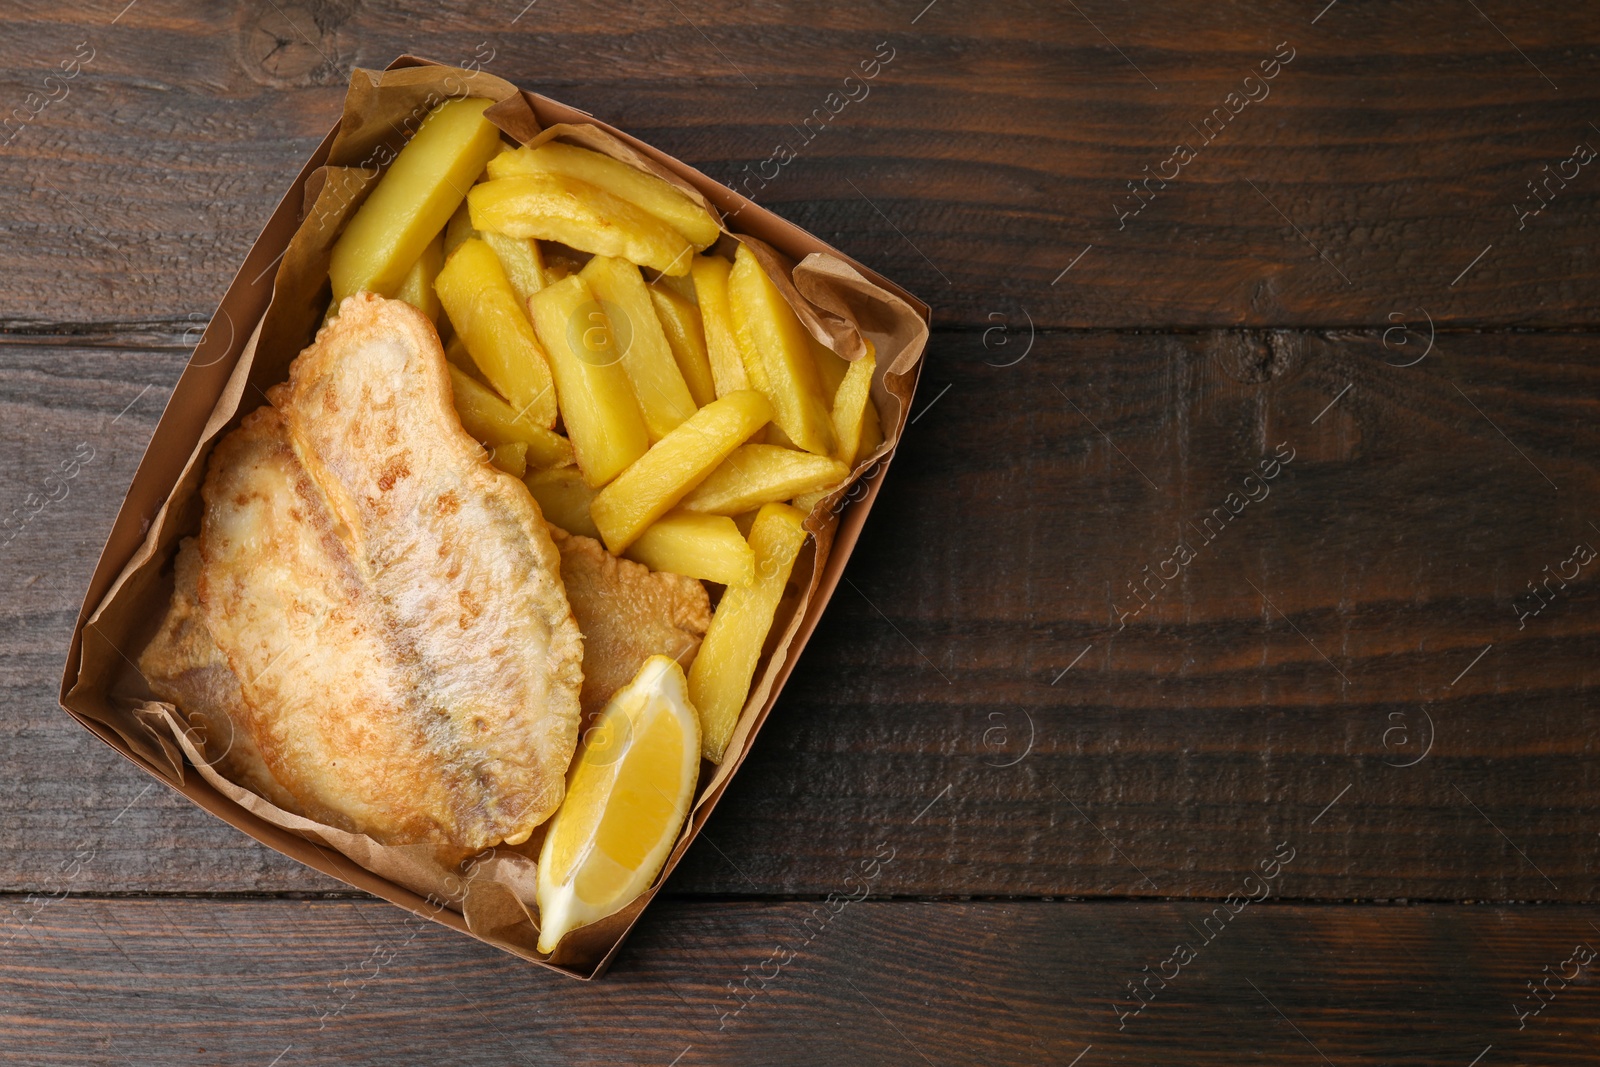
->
xmin=168 ymin=293 xmax=583 ymax=850
xmin=139 ymin=537 xmax=303 ymax=814
xmin=549 ymin=526 xmax=711 ymax=720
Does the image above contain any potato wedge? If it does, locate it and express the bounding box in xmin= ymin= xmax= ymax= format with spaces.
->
xmin=680 ymin=444 xmax=848 ymax=516
xmin=626 ymin=511 xmax=755 ymax=586
xmin=482 ymin=229 xmax=546 ymax=305
xmin=588 ymin=389 xmax=773 ymax=554
xmin=580 ymin=255 xmax=697 ymax=441
xmin=394 ymin=234 xmax=444 ymax=323
xmin=447 ymin=365 xmax=575 ymax=470
xmin=830 ymin=347 xmax=876 ymax=465
xmin=488 ymin=441 xmax=528 ymax=478
xmin=328 ymin=97 xmax=502 ymax=303
xmin=690 ymin=255 xmax=749 ymax=397
xmin=469 ymin=174 xmax=694 ymax=276
xmin=688 ymin=502 xmax=808 ymax=762
xmin=488 ymin=141 xmax=721 ymax=249
xmin=435 ymin=238 xmax=559 ymax=429
xmin=525 ymin=467 xmax=601 ymax=539
xmin=527 ymin=275 xmax=651 ymax=487
xmin=728 ymin=245 xmax=836 ymax=456
xmin=649 ymin=285 xmax=717 ymax=409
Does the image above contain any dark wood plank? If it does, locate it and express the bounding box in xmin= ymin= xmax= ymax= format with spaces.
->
xmin=5 ymin=896 xmax=1599 ymax=1064
xmin=2 ymin=2 xmax=1599 ymax=329
xmin=7 ymin=330 xmax=1600 ymax=900
xmin=0 ymin=336 xmax=346 ymax=893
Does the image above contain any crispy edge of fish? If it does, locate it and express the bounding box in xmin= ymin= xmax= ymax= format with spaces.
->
xmin=137 ymin=537 xmax=305 ymax=815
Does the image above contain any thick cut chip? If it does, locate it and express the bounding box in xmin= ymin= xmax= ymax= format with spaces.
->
xmin=394 ymin=234 xmax=444 ymax=324
xmin=680 ymin=443 xmax=849 ymax=516
xmin=690 ymin=255 xmax=749 ymax=397
xmin=649 ymin=285 xmax=717 ymax=408
xmin=489 ymin=141 xmax=721 ymax=249
xmin=829 ymin=347 xmax=877 ymax=465
xmin=527 ymin=275 xmax=651 ymax=487
xmin=580 ymin=255 xmax=697 ymax=441
xmin=687 ymin=502 xmax=808 ymax=762
xmin=550 ymin=526 xmax=711 ymax=719
xmin=588 ymin=389 xmax=773 ymax=554
xmin=727 ymin=245 xmax=836 ymax=456
xmin=328 ymin=98 xmax=501 ymax=304
xmin=808 ymin=333 xmax=850 ymax=403
xmin=525 ymin=467 xmax=601 ymax=539
xmin=626 ymin=511 xmax=755 ymax=586
xmin=469 ymin=174 xmax=695 ymax=276
xmin=189 ymin=293 xmax=584 ymax=850
xmin=435 ymin=238 xmax=559 ymax=429
xmin=447 ymin=365 xmax=574 ymax=470
xmin=482 ymin=230 xmax=546 ymax=305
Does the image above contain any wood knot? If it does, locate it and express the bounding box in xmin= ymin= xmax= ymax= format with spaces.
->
xmin=1209 ymin=330 xmax=1299 ymax=385
xmin=237 ymin=1 xmax=357 ymax=87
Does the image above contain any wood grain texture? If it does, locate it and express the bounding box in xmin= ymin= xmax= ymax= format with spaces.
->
xmin=0 ymin=2 xmax=1598 ymax=328
xmin=3 ymin=896 xmax=1597 ymax=1065
xmin=7 ymin=330 xmax=1599 ymax=901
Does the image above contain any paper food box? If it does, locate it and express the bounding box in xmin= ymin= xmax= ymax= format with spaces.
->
xmin=59 ymin=56 xmax=928 ymax=979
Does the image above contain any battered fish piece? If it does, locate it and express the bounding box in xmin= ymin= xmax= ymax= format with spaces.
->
xmin=139 ymin=538 xmax=302 ymax=814
xmin=550 ymin=526 xmax=711 ymax=719
xmin=184 ymin=293 xmax=583 ymax=850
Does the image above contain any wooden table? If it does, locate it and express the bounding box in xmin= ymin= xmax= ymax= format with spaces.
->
xmin=5 ymin=2 xmax=1599 ymax=1062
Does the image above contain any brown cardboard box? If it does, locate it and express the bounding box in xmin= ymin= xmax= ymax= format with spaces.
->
xmin=58 ymin=56 xmax=928 ymax=979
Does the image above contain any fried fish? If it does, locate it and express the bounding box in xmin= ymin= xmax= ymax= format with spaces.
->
xmin=550 ymin=526 xmax=711 ymax=720
xmin=144 ymin=293 xmax=584 ymax=850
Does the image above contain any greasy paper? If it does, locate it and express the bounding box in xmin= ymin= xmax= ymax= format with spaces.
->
xmin=61 ymin=57 xmax=928 ymax=979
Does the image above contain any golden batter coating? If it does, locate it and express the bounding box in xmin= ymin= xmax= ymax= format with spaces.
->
xmin=550 ymin=526 xmax=711 ymax=720
xmin=163 ymin=293 xmax=583 ymax=849
xmin=139 ymin=537 xmax=303 ymax=815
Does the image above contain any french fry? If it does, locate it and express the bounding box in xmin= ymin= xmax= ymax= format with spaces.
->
xmin=588 ymin=389 xmax=773 ymax=554
xmin=488 ymin=441 xmax=528 ymax=478
xmin=649 ymin=286 xmax=717 ymax=409
xmin=394 ymin=234 xmax=444 ymax=323
xmin=808 ymin=333 xmax=850 ymax=403
xmin=680 ymin=444 xmax=848 ymax=516
xmin=524 ymin=467 xmax=602 ymax=539
xmin=328 ymin=97 xmax=502 ymax=303
xmin=653 ymin=269 xmax=697 ymax=305
xmin=855 ymin=397 xmax=884 ymax=463
xmin=580 ymin=255 xmax=697 ymax=441
xmin=482 ymin=229 xmax=546 ymax=305
xmin=469 ymin=174 xmax=694 ymax=276
xmin=727 ymin=245 xmax=836 ymax=456
xmin=626 ymin=511 xmax=755 ymax=586
xmin=447 ymin=365 xmax=575 ymax=470
xmin=527 ymin=275 xmax=651 ymax=487
xmin=444 ymin=198 xmax=479 ymax=255
xmin=688 ymin=502 xmax=808 ymax=762
xmin=690 ymin=255 xmax=748 ymax=397
xmin=488 ymin=141 xmax=721 ymax=249
xmin=829 ymin=348 xmax=876 ymax=465
xmin=435 ymin=238 xmax=559 ymax=429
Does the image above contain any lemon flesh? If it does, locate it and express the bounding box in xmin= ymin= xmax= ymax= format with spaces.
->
xmin=536 ymin=655 xmax=700 ymax=953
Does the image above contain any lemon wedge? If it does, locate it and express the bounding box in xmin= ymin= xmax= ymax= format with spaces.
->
xmin=536 ymin=655 xmax=701 ymax=953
